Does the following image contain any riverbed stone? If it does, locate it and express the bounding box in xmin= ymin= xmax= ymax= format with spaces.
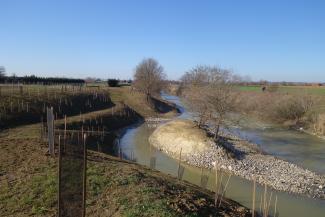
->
xmin=149 ymin=119 xmax=325 ymax=199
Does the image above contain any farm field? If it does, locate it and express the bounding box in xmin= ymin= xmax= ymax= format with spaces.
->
xmin=237 ymin=85 xmax=325 ymax=95
xmin=237 ymin=85 xmax=325 ymax=114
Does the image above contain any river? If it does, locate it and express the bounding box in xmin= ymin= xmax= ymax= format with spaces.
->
xmin=118 ymin=93 xmax=325 ymax=217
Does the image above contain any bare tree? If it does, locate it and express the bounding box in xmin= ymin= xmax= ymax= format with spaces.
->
xmin=133 ymin=58 xmax=166 ymax=101
xmin=181 ymin=65 xmax=239 ymax=140
xmin=206 ymin=69 xmax=238 ymax=140
xmin=180 ymin=65 xmax=210 ymax=127
xmin=0 ymin=66 xmax=5 ymax=78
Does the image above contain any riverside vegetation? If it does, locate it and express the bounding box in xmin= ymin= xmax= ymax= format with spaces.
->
xmin=0 ymin=84 xmax=251 ymax=217
xmin=156 ymin=65 xmax=325 ymax=199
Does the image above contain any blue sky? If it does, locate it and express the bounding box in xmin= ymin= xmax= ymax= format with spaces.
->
xmin=1 ymin=0 xmax=324 ymax=82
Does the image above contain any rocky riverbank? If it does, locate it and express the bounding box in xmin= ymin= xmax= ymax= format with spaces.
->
xmin=149 ymin=120 xmax=325 ymax=199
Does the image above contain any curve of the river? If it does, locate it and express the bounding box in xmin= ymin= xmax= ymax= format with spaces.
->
xmin=118 ymin=93 xmax=325 ymax=217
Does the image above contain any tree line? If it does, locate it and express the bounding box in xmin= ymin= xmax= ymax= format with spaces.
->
xmin=131 ymin=58 xmax=319 ymax=140
xmin=131 ymin=59 xmax=239 ymax=140
xmin=0 ymin=74 xmax=85 ymax=85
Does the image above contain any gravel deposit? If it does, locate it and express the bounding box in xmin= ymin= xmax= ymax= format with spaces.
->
xmin=149 ymin=120 xmax=325 ymax=199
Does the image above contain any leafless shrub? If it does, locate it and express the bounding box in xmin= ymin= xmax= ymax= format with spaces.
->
xmin=313 ymin=114 xmax=325 ymax=135
xmin=273 ymin=94 xmax=314 ymax=123
xmin=237 ymin=91 xmax=316 ymax=127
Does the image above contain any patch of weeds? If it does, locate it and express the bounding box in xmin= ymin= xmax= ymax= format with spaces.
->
xmin=117 ymin=196 xmax=129 ymax=207
xmin=21 ymin=194 xmax=33 ymax=205
xmin=24 ymin=168 xmax=57 ymax=215
xmin=113 ymin=171 xmax=145 ymax=186
xmin=114 ymin=172 xmax=143 ymax=186
xmin=122 ymin=198 xmax=177 ymax=217
xmin=87 ymin=165 xmax=111 ymax=196
xmin=32 ymin=206 xmax=49 ymax=215
xmin=139 ymin=186 xmax=159 ymax=195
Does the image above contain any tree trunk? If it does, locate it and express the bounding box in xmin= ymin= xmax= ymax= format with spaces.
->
xmin=214 ymin=124 xmax=220 ymax=141
xmin=198 ymin=117 xmax=202 ymax=128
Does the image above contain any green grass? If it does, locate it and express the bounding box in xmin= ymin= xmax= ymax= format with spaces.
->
xmin=236 ymin=85 xmax=262 ymax=92
xmin=121 ymin=197 xmax=178 ymax=217
xmin=0 ymin=164 xmax=57 ymax=216
xmin=87 ymin=165 xmax=112 ymax=197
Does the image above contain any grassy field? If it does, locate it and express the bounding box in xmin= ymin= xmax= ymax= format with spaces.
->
xmin=237 ymin=85 xmax=325 ymax=95
xmin=237 ymin=85 xmax=325 ymax=115
xmin=0 ymin=86 xmax=250 ymax=217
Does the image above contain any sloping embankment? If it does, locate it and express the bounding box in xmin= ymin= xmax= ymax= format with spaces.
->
xmin=0 ymin=105 xmax=251 ymax=216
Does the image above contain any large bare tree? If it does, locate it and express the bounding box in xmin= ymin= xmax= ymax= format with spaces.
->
xmin=133 ymin=58 xmax=166 ymax=101
xmin=181 ymin=65 xmax=239 ymax=140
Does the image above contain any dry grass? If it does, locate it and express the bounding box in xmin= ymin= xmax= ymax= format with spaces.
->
xmin=0 ymin=87 xmax=249 ymax=216
xmin=0 ymin=119 xmax=250 ymax=217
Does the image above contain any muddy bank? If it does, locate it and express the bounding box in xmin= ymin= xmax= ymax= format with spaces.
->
xmin=149 ymin=119 xmax=325 ymax=199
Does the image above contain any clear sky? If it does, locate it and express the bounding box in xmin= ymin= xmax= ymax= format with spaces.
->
xmin=1 ymin=0 xmax=324 ymax=82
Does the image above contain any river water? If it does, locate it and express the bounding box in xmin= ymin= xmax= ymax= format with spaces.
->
xmin=118 ymin=93 xmax=325 ymax=217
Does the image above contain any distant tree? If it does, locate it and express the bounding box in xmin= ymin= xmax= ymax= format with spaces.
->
xmin=107 ymin=79 xmax=119 ymax=87
xmin=85 ymin=77 xmax=96 ymax=83
xmin=0 ymin=66 xmax=5 ymax=77
xmin=133 ymin=58 xmax=166 ymax=101
xmin=0 ymin=66 xmax=5 ymax=83
xmin=2 ymin=74 xmax=84 ymax=85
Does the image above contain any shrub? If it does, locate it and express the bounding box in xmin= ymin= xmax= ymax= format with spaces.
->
xmin=273 ymin=95 xmax=314 ymax=122
xmin=107 ymin=79 xmax=119 ymax=87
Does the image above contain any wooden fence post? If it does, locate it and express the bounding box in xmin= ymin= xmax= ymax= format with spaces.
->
xmin=252 ymin=178 xmax=256 ymax=217
xmin=82 ymin=133 xmax=87 ymax=217
xmin=47 ymin=107 xmax=55 ymax=156
xmin=58 ymin=135 xmax=62 ymax=217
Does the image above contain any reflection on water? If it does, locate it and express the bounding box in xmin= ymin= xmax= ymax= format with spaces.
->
xmin=117 ymin=93 xmax=325 ymax=217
